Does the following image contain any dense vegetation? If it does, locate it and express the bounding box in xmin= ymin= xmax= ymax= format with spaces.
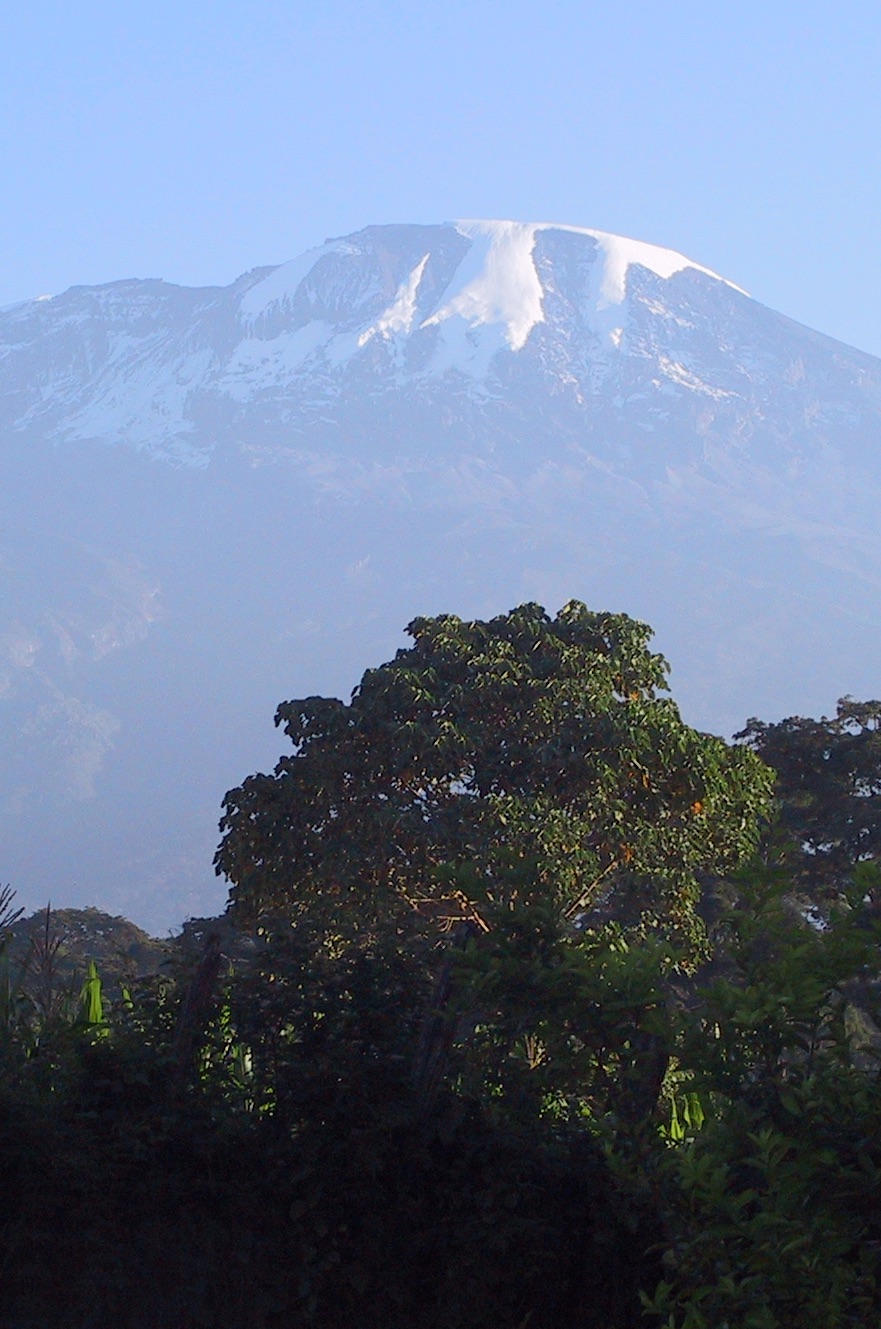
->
xmin=2 ymin=601 xmax=881 ymax=1329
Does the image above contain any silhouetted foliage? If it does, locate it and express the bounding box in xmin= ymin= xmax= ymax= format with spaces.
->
xmin=0 ymin=919 xmax=661 ymax=1329
xmin=5 ymin=611 xmax=881 ymax=1328
xmin=738 ymin=696 xmax=881 ymax=895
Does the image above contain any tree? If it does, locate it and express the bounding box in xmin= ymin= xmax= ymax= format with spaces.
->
xmin=642 ymin=857 xmax=881 ymax=1328
xmin=737 ymin=697 xmax=881 ymax=896
xmin=216 ymin=601 xmax=772 ymax=957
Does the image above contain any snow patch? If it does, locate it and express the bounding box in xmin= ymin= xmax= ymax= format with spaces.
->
xmin=224 ymin=321 xmax=334 ymax=394
xmin=659 ymin=357 xmax=735 ymax=400
xmin=358 ymin=254 xmax=430 ymax=347
xmin=801 ymin=905 xmax=829 ymax=932
xmin=423 ymin=221 xmax=546 ymax=353
xmin=240 ymin=242 xmax=339 ymax=320
xmin=582 ymin=228 xmax=746 ymax=306
xmin=62 ymin=345 xmax=216 ymax=466
xmin=414 ymin=219 xmax=745 ymax=371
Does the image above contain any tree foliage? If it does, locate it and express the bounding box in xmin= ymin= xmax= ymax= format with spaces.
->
xmin=0 ymin=899 xmax=661 ymax=1329
xmin=641 ymin=856 xmax=881 ymax=1328
xmin=217 ymin=601 xmax=772 ymax=956
xmin=737 ymin=696 xmax=881 ymax=895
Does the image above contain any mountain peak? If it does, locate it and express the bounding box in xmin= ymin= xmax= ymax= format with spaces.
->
xmin=238 ymin=219 xmax=746 ymax=367
xmin=2 ymin=218 xmax=881 ymax=929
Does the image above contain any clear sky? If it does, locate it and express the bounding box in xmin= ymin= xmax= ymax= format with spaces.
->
xmin=3 ymin=1 xmax=881 ymax=354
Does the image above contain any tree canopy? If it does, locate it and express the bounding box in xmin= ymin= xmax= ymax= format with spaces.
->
xmin=216 ymin=601 xmax=773 ymax=955
xmin=737 ymin=696 xmax=881 ymax=896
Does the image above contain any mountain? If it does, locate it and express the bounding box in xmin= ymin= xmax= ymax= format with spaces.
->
xmin=2 ymin=219 xmax=881 ymax=931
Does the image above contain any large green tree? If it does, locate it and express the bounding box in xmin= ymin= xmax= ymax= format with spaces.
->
xmin=216 ymin=602 xmax=772 ymax=956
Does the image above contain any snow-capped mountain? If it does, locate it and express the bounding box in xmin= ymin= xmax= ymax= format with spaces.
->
xmin=3 ymin=220 xmax=881 ymax=929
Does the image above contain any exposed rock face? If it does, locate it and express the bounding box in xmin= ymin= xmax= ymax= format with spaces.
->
xmin=2 ymin=220 xmax=881 ymax=929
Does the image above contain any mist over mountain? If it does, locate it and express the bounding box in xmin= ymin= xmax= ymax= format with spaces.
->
xmin=2 ymin=219 xmax=880 ymax=931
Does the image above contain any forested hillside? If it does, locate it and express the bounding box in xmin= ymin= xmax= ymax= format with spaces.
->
xmin=2 ymin=602 xmax=880 ymax=1329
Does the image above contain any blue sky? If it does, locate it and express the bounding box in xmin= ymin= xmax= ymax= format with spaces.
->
xmin=3 ymin=1 xmax=881 ymax=353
